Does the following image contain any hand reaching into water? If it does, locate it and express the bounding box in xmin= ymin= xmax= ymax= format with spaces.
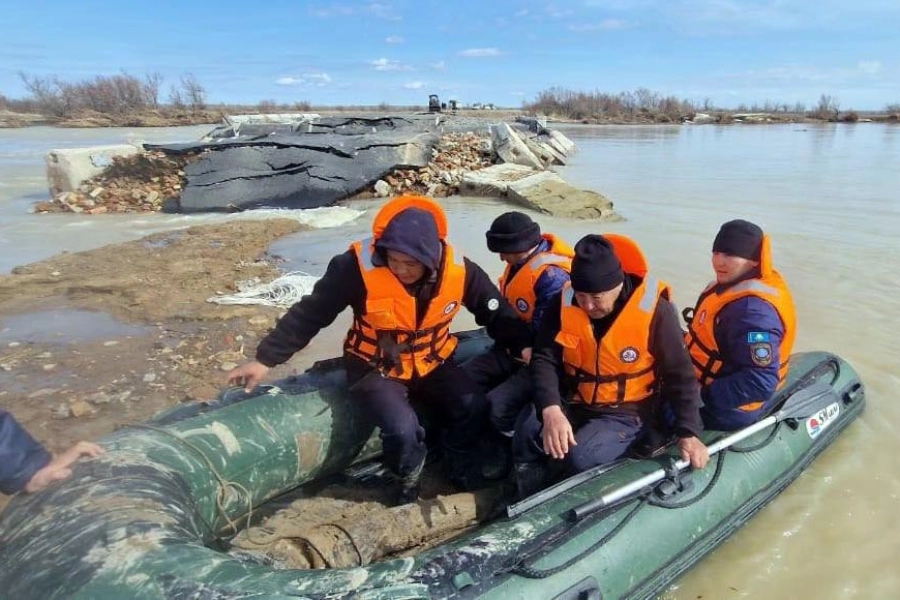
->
xmin=227 ymin=360 xmax=271 ymax=393
xmin=25 ymin=441 xmax=105 ymax=493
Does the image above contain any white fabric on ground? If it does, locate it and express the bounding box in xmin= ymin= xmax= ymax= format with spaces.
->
xmin=208 ymin=272 xmax=320 ymax=307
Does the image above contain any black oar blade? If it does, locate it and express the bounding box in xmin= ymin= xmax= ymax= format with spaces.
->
xmin=775 ymin=381 xmax=841 ymax=421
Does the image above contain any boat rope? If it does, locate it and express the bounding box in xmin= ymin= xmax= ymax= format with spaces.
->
xmin=649 ymin=451 xmax=726 ymax=509
xmin=130 ymin=423 xmax=262 ymax=544
xmin=509 ymin=498 xmax=648 ymax=579
xmin=207 ymin=271 xmax=320 ymax=307
xmin=729 ymin=421 xmax=781 ymax=453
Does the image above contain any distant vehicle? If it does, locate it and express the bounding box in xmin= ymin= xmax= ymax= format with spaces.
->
xmin=448 ymin=99 xmax=458 ymax=112
xmin=428 ymin=94 xmax=441 ymax=113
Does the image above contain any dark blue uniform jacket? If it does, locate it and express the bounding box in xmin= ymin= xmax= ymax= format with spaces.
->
xmin=701 ymin=295 xmax=785 ymax=430
xmin=0 ymin=409 xmax=51 ymax=495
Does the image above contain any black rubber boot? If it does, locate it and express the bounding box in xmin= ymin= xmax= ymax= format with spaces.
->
xmin=514 ymin=462 xmax=549 ymax=500
xmin=392 ymin=456 xmax=425 ymax=506
xmin=480 ymin=434 xmax=512 ymax=481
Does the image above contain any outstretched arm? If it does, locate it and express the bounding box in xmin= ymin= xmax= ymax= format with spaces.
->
xmin=255 ymin=250 xmax=361 ymax=367
xmin=0 ymin=409 xmax=51 ymax=495
xmin=25 ymin=441 xmax=105 ymax=493
xmin=1 ymin=410 xmax=104 ymax=495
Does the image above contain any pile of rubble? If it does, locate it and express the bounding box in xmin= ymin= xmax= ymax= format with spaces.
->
xmin=34 ymin=151 xmax=200 ymax=214
xmin=371 ymin=132 xmax=495 ymax=198
xmin=35 ymin=133 xmax=496 ymax=214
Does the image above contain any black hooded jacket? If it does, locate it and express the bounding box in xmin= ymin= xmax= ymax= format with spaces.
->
xmin=255 ymin=209 xmax=531 ymax=369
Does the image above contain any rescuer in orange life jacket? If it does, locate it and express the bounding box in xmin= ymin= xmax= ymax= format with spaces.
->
xmin=463 ymin=212 xmax=573 ymax=478
xmin=465 ymin=212 xmax=574 ymax=432
xmin=512 ymin=234 xmax=709 ymax=498
xmin=683 ymin=219 xmax=797 ymax=431
xmin=226 ymin=196 xmax=531 ymax=505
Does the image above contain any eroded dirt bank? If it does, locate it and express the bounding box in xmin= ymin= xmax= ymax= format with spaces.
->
xmin=0 ymin=219 xmax=313 ymax=508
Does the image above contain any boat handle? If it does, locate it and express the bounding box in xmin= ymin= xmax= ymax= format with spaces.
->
xmin=552 ymin=576 xmax=602 ymax=600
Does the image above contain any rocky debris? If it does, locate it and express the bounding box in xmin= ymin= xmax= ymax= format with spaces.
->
xmin=34 ymin=151 xmax=200 ymax=214
xmin=33 ymin=115 xmax=581 ymax=214
xmin=367 ymin=132 xmax=495 ymax=198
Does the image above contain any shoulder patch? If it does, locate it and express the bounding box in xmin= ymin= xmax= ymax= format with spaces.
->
xmin=747 ymin=331 xmax=771 ymax=343
xmin=750 ymin=342 xmax=773 ymax=366
xmin=487 ymin=298 xmax=500 ymax=311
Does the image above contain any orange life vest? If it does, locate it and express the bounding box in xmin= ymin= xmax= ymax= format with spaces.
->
xmin=684 ymin=234 xmax=797 ymax=393
xmin=343 ymin=196 xmax=466 ymax=380
xmin=554 ymin=235 xmax=669 ymax=405
xmin=498 ymin=233 xmax=574 ymax=323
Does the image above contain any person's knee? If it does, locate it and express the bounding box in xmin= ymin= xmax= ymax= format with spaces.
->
xmin=380 ymin=410 xmax=424 ymax=440
xmin=566 ymin=446 xmax=606 ymax=473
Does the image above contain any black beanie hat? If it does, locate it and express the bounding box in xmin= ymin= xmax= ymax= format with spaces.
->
xmin=570 ymin=234 xmax=625 ymax=293
xmin=485 ymin=211 xmax=542 ymax=253
xmin=713 ymin=219 xmax=763 ymax=260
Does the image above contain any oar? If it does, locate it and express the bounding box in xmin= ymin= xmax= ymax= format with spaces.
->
xmin=568 ymin=380 xmax=840 ymax=521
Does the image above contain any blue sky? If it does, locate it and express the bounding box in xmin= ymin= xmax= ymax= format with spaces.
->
xmin=2 ymin=1 xmax=898 ymax=110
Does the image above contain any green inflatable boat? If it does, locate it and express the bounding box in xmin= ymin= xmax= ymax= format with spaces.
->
xmin=0 ymin=331 xmax=865 ymax=599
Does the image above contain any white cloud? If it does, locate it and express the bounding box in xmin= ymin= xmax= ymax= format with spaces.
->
xmin=569 ymin=19 xmax=627 ymax=31
xmin=275 ymin=73 xmax=332 ymax=86
xmin=366 ymin=2 xmax=401 ymax=20
xmin=310 ymin=2 xmax=400 ymax=20
xmin=370 ymin=57 xmax=412 ymax=71
xmin=308 ymin=5 xmax=355 ymax=18
xmin=430 ymin=60 xmax=447 ymax=70
xmin=403 ymin=81 xmax=426 ymax=90
xmin=515 ymin=9 xmax=530 ymax=17
xmin=723 ymin=60 xmax=889 ymax=89
xmin=858 ymin=60 xmax=882 ymax=75
xmin=457 ymin=48 xmax=501 ymax=58
xmin=546 ymin=4 xmax=574 ymax=18
xmin=386 ymin=35 xmax=404 ymax=44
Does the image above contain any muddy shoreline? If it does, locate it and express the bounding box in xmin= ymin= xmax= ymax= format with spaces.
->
xmin=0 ymin=219 xmax=319 ymax=509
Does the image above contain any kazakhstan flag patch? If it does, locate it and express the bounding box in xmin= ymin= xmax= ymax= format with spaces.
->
xmin=747 ymin=331 xmax=771 ymax=343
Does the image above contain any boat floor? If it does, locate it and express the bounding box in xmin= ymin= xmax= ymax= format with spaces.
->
xmin=230 ymin=461 xmax=507 ymax=570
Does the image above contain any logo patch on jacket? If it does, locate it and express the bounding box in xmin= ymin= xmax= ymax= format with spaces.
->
xmin=516 ymin=298 xmax=529 ymax=313
xmin=750 ymin=342 xmax=773 ymax=366
xmin=747 ymin=331 xmax=771 ymax=343
xmin=443 ymin=301 xmax=458 ymax=314
xmin=620 ymin=346 xmax=639 ymax=363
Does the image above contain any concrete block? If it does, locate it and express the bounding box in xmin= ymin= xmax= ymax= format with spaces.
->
xmin=45 ymin=144 xmax=140 ymax=195
xmin=507 ymin=171 xmax=620 ymax=220
xmin=491 ymin=123 xmax=544 ymax=170
xmin=458 ymin=163 xmax=538 ymax=197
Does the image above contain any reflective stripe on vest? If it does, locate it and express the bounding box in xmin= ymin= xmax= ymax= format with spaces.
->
xmin=685 ymin=269 xmax=796 ymax=389
xmin=500 ymin=235 xmax=573 ymax=323
xmin=556 ymin=276 xmax=666 ymax=406
xmin=344 ymin=238 xmax=466 ymax=380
